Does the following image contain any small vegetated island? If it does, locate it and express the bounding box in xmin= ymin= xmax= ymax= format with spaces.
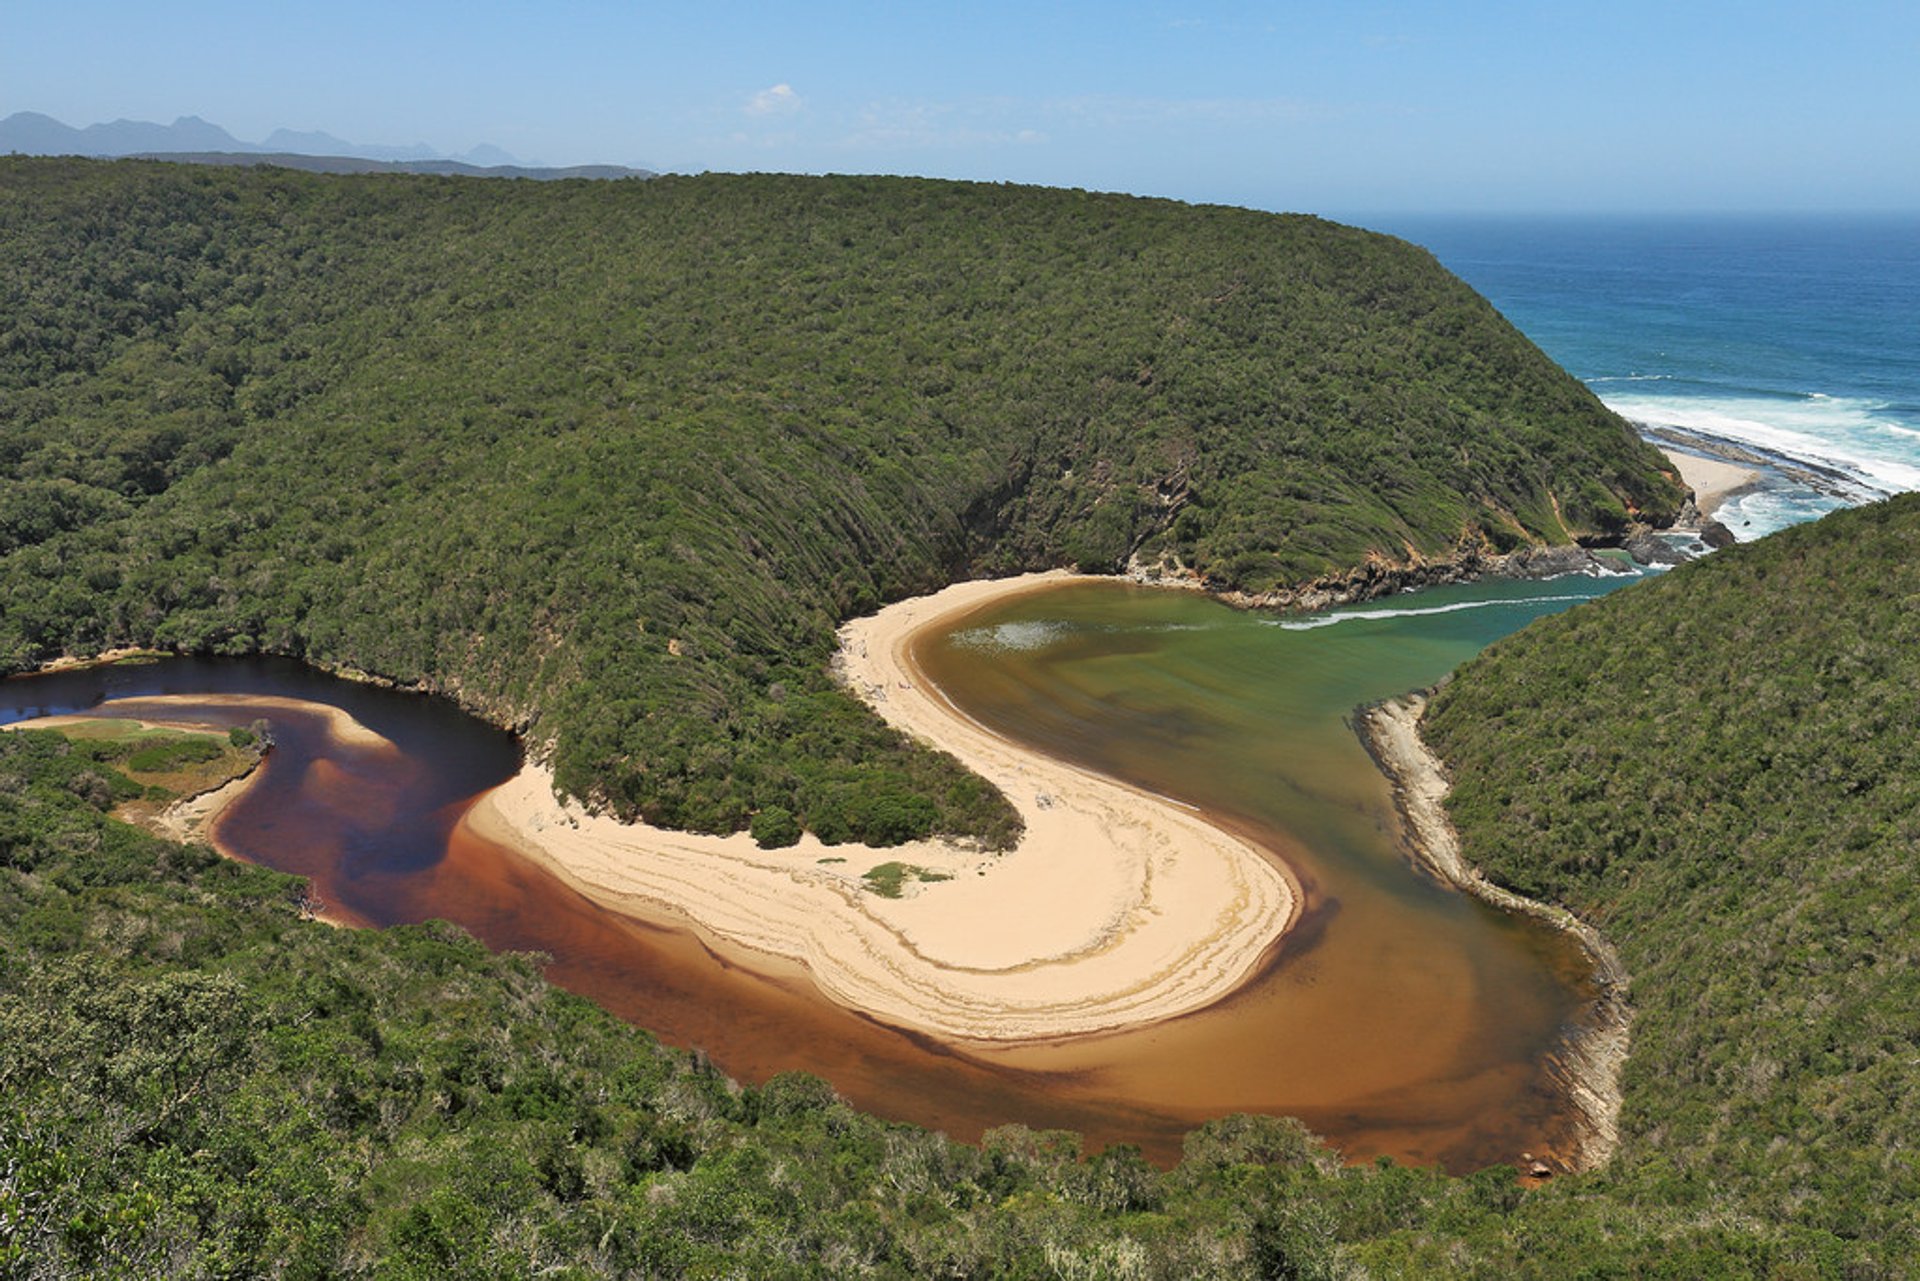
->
xmin=9 ymin=159 xmax=1908 ymax=1273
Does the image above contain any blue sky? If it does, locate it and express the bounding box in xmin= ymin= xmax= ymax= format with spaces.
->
xmin=8 ymin=1 xmax=1919 ymax=213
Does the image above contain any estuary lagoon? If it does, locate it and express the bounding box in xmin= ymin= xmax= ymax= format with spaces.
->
xmin=1 ymin=567 xmax=1651 ymax=1169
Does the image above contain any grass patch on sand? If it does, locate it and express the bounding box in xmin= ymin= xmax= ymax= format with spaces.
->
xmin=42 ymin=718 xmax=262 ymax=824
xmin=861 ymin=861 xmax=954 ymax=898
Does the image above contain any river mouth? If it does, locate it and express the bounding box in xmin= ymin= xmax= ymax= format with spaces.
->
xmin=2 ymin=570 xmax=1643 ymax=1170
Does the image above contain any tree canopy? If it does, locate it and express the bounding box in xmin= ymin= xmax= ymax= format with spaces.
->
xmin=2 ymin=714 xmax=1893 ymax=1277
xmin=1425 ymin=493 xmax=1920 ymax=1270
xmin=0 ymin=157 xmax=1680 ymax=844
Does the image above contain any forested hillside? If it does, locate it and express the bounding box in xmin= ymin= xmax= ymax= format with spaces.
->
xmin=0 ymin=724 xmax=1882 ymax=1277
xmin=1425 ymin=493 xmax=1920 ymax=1271
xmin=0 ymin=158 xmax=1682 ymax=842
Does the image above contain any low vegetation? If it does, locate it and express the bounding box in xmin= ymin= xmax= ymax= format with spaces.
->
xmin=860 ymin=861 xmax=952 ymax=898
xmin=14 ymin=718 xmax=258 ymax=830
xmin=13 ymin=157 xmax=1894 ymax=1275
xmin=0 ymin=158 xmax=1680 ymax=847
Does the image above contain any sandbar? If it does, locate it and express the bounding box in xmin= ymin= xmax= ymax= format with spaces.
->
xmin=1662 ymin=448 xmax=1762 ymax=519
xmin=103 ymin=693 xmax=391 ymax=749
xmin=469 ymin=570 xmax=1300 ymax=1042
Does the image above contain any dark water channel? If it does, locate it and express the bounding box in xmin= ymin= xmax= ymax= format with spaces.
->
xmin=2 ymin=570 xmax=1645 ymax=1169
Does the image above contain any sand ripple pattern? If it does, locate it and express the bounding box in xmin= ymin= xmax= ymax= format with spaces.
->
xmin=469 ymin=572 xmax=1298 ymax=1042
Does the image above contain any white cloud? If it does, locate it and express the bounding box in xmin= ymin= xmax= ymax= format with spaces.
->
xmin=745 ymin=83 xmax=802 ymax=116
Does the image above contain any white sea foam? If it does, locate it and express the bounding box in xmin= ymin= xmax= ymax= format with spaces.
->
xmin=1714 ymin=488 xmax=1847 ymax=541
xmin=1273 ymin=593 xmax=1595 ymax=631
xmin=1606 ymin=392 xmax=1920 ymax=497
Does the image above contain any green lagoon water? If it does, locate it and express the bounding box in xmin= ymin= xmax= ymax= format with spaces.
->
xmin=915 ymin=565 xmax=1654 ymax=1169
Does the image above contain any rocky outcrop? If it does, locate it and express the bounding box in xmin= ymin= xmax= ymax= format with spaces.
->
xmin=1189 ymin=538 xmax=1626 ymax=615
xmin=1498 ymin=543 xmax=1618 ymax=579
xmin=1622 ymin=531 xmax=1688 ymax=566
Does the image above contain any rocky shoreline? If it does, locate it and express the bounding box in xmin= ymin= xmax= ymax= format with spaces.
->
xmin=1356 ymin=693 xmax=1630 ymax=1176
xmin=1130 ymin=534 xmax=1655 ymax=614
xmin=1638 ymin=421 xmax=1863 ymax=503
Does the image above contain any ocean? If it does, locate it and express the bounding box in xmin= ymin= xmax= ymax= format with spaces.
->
xmin=1367 ymin=215 xmax=1920 ymax=540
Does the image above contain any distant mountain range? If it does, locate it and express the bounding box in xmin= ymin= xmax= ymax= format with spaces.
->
xmin=0 ymin=112 xmax=651 ymax=181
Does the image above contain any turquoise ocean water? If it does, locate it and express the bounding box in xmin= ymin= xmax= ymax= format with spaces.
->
xmin=1370 ymin=215 xmax=1920 ymax=540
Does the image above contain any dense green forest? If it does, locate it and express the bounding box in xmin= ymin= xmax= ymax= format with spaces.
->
xmin=0 ymin=721 xmax=1885 ymax=1277
xmin=0 ymin=158 xmax=1681 ymax=844
xmin=6 ymin=156 xmax=1904 ymax=1278
xmin=1424 ymin=493 xmax=1920 ymax=1275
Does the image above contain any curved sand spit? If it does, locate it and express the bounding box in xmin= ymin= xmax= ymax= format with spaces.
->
xmin=105 ymin=692 xmax=391 ymax=748
xmin=12 ymin=578 xmax=1299 ymax=1042
xmin=468 ymin=571 xmax=1300 ymax=1042
xmin=1360 ymin=694 xmax=1627 ymax=1172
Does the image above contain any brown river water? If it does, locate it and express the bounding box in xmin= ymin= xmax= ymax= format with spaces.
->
xmin=1 ymin=570 xmax=1645 ymax=1169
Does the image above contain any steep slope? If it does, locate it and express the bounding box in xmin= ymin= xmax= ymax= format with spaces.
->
xmin=1424 ymin=493 xmax=1920 ymax=1265
xmin=0 ymin=158 xmax=1683 ymax=841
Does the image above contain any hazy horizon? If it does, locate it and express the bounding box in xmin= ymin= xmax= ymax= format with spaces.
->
xmin=8 ymin=1 xmax=1919 ymax=216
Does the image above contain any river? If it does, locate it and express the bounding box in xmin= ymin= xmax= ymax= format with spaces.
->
xmin=0 ymin=567 xmax=1653 ymax=1170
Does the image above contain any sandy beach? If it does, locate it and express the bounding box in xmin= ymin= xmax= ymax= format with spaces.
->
xmin=11 ymin=603 xmax=1300 ymax=1041
xmin=468 ymin=570 xmax=1300 ymax=1042
xmin=1662 ymin=448 xmax=1762 ymax=519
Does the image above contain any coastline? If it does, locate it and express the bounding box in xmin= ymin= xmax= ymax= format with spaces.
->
xmin=467 ymin=569 xmax=1300 ymax=1043
xmin=1357 ymin=693 xmax=1628 ymax=1174
xmin=1659 ymin=446 xmax=1763 ymax=521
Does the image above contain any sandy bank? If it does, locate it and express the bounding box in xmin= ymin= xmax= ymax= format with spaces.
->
xmin=470 ymin=571 xmax=1299 ymax=1042
xmin=100 ymin=692 xmax=390 ymax=749
xmin=14 ymin=693 xmax=390 ymax=752
xmin=1662 ymin=448 xmax=1762 ymax=519
xmin=1359 ymin=694 xmax=1628 ymax=1173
